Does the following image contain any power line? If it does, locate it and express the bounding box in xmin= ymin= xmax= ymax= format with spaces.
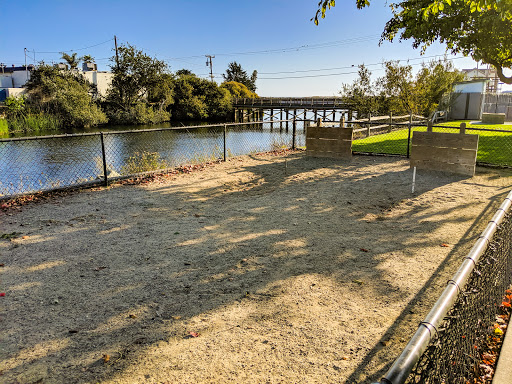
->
xmin=258 ymin=56 xmax=468 ymax=80
xmin=162 ymin=35 xmax=381 ymax=61
xmin=257 ymin=54 xmax=465 ymax=75
xmin=34 ymin=38 xmax=114 ymax=54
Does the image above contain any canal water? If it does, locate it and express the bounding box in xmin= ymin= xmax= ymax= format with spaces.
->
xmin=0 ymin=120 xmax=307 ymax=198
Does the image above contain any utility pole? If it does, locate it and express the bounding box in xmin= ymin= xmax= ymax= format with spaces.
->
xmin=24 ymin=48 xmax=28 ymax=80
xmin=114 ymin=35 xmax=119 ymax=68
xmin=205 ymin=55 xmax=215 ymax=82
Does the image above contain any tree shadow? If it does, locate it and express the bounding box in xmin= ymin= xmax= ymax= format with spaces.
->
xmin=1 ymin=153 xmax=511 ymax=383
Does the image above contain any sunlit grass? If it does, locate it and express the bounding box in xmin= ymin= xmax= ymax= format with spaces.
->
xmin=351 ymin=120 xmax=512 ymax=166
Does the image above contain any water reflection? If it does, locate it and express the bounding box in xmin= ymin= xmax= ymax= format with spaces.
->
xmin=0 ymin=122 xmax=306 ymax=198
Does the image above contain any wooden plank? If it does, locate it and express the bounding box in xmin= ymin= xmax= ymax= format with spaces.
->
xmin=306 ymin=150 xmax=352 ymax=159
xmin=411 ymin=145 xmax=477 ymax=165
xmin=306 ymin=136 xmax=353 ymax=148
xmin=410 ymin=159 xmax=475 ymax=176
xmin=369 ymin=124 xmax=389 ymax=130
xmin=307 ymin=126 xmax=353 ymax=140
xmin=306 ymin=138 xmax=352 ymax=153
xmin=412 ymin=131 xmax=479 ymax=150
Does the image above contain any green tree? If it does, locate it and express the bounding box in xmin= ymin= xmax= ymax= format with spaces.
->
xmin=223 ymin=62 xmax=258 ymax=92
xmin=314 ymin=0 xmax=512 ymax=84
xmin=175 ymin=69 xmax=194 ymax=76
xmin=25 ymin=65 xmax=107 ymax=127
xmin=108 ymin=43 xmax=168 ymax=110
xmin=60 ymin=52 xmax=80 ymax=70
xmin=220 ymin=81 xmax=258 ymax=99
xmin=340 ymin=65 xmax=383 ymax=118
xmin=377 ymin=61 xmax=417 ymax=115
xmin=105 ymin=43 xmax=170 ymax=124
xmin=171 ymin=72 xmax=232 ymax=120
xmin=4 ymin=95 xmax=27 ymax=118
xmin=341 ymin=59 xmax=463 ymax=117
xmin=81 ymin=55 xmax=94 ymax=63
xmin=414 ymin=59 xmax=465 ymax=115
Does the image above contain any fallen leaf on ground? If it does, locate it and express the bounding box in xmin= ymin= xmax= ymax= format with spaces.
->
xmin=441 ymin=243 xmax=450 ymax=247
xmin=0 ymin=293 xmax=5 ymax=297
xmin=188 ymin=331 xmax=200 ymax=338
xmin=103 ymin=354 xmax=110 ymax=363
xmin=360 ymin=248 xmax=369 ymax=252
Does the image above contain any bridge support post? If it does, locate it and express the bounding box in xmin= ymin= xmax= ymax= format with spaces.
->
xmin=292 ymin=118 xmax=297 ymax=150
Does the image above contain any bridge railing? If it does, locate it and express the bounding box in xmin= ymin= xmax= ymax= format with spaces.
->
xmin=233 ymin=97 xmax=352 ymax=108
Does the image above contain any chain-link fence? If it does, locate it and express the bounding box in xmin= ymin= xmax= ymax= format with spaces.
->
xmin=406 ymin=212 xmax=512 ymax=383
xmin=2 ymin=118 xmax=512 ymax=199
xmin=351 ymin=121 xmax=512 ymax=167
xmin=351 ymin=115 xmax=424 ymax=157
xmin=0 ymin=121 xmax=302 ymax=199
xmin=378 ymin=192 xmax=512 ymax=384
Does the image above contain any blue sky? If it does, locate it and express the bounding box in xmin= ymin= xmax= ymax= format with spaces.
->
xmin=1 ymin=0 xmax=494 ymax=96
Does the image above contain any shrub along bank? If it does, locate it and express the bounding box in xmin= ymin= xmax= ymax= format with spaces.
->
xmin=3 ymin=43 xmax=259 ymax=134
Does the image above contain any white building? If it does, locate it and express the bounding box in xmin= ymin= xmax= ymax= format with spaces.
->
xmin=0 ymin=64 xmax=113 ymax=101
xmin=0 ymin=65 xmax=34 ymax=100
xmin=462 ymin=67 xmax=499 ymax=93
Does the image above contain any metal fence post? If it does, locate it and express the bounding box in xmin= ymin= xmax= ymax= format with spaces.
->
xmin=100 ymin=132 xmax=108 ymax=186
xmin=367 ymin=113 xmax=371 ymax=137
xmin=223 ymin=124 xmax=227 ymax=161
xmin=292 ymin=118 xmax=297 ymax=150
xmin=407 ymin=112 xmax=412 ymax=158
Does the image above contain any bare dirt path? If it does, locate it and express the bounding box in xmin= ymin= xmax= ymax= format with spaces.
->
xmin=1 ymin=152 xmax=512 ymax=384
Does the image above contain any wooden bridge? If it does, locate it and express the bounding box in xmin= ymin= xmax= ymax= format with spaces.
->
xmin=232 ymin=97 xmax=355 ymax=123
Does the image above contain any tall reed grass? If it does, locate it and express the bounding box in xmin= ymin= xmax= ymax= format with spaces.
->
xmin=7 ymin=113 xmax=62 ymax=133
xmin=0 ymin=119 xmax=8 ymax=135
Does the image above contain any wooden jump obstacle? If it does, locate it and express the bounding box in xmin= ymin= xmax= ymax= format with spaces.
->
xmin=410 ymin=123 xmax=479 ymax=176
xmin=306 ymin=118 xmax=353 ymax=159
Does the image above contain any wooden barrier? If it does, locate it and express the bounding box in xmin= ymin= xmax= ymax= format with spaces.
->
xmin=306 ymin=119 xmax=353 ymax=159
xmin=410 ymin=123 xmax=479 ymax=176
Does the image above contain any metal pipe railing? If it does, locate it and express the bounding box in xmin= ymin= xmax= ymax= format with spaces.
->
xmin=377 ymin=190 xmax=512 ymax=384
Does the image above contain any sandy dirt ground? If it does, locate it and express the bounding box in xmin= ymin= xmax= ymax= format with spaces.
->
xmin=2 ymin=152 xmax=512 ymax=384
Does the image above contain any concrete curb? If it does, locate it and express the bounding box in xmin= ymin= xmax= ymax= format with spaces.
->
xmin=493 ymin=320 xmax=512 ymax=383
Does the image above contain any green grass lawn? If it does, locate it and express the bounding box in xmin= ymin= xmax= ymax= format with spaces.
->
xmin=351 ymin=120 xmax=512 ymax=166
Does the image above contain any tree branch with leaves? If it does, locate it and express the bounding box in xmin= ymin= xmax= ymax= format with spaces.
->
xmin=314 ymin=0 xmax=512 ymax=84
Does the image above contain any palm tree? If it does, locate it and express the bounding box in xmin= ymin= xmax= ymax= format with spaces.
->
xmin=81 ymin=55 xmax=94 ymax=63
xmin=60 ymin=52 xmax=79 ymax=70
